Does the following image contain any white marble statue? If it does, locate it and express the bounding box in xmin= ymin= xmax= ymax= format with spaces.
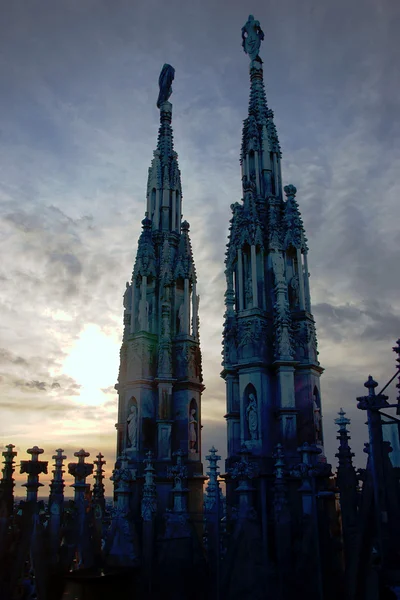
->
xmin=127 ymin=404 xmax=138 ymax=449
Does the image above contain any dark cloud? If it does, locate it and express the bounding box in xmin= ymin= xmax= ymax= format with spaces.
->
xmin=0 ymin=0 xmax=399 ymax=468
xmin=0 ymin=348 xmax=29 ymax=367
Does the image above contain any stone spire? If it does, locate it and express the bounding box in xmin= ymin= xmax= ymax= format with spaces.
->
xmin=335 ymin=408 xmax=354 ymax=469
xmin=146 ymin=64 xmax=182 ymax=234
xmin=93 ymin=452 xmax=106 ymax=510
xmin=49 ymin=448 xmax=66 ymax=506
xmin=223 ymin=16 xmax=324 ymax=491
xmin=115 ymin=64 xmax=204 ymax=520
xmin=20 ymin=446 xmax=48 ymax=503
xmin=0 ymin=443 xmax=17 ymax=516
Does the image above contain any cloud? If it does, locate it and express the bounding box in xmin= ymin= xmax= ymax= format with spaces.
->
xmin=0 ymin=0 xmax=399 ymax=475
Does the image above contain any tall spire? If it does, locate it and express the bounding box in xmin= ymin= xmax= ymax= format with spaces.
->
xmin=146 ymin=64 xmax=182 ymax=233
xmin=240 ymin=15 xmax=281 ymax=199
xmin=115 ymin=65 xmax=204 ymax=521
xmin=223 ymin=16 xmax=324 ymax=489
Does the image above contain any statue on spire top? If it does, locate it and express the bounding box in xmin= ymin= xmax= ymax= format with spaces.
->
xmin=157 ymin=63 xmax=175 ymax=108
xmin=241 ymin=15 xmax=264 ymax=62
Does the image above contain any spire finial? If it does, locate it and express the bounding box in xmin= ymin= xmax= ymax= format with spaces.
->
xmin=157 ymin=64 xmax=175 ymax=108
xmin=334 ymin=408 xmax=351 ymax=432
xmin=241 ymin=15 xmax=265 ymax=62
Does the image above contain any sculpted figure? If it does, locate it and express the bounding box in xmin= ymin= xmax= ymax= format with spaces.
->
xmin=245 ymin=274 xmax=253 ymax=309
xmin=313 ymin=399 xmax=322 ymax=442
xmin=290 ymin=275 xmax=300 ymax=307
xmin=127 ymin=404 xmax=138 ymax=449
xmin=246 ymin=393 xmax=258 ymax=440
xmin=241 ymin=15 xmax=264 ymax=61
xmin=189 ymin=408 xmax=197 ymax=451
xmin=157 ymin=64 xmax=175 ymax=108
xmin=178 ymin=301 xmax=185 ymax=333
xmin=123 ymin=282 xmax=132 ymax=311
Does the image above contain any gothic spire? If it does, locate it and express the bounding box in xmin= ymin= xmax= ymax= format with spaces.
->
xmin=146 ymin=64 xmax=182 ymax=232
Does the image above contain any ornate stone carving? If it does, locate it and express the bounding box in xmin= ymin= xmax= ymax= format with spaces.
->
xmin=273 ymin=298 xmax=294 ymax=359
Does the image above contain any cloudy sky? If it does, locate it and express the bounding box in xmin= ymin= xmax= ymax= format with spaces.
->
xmin=1 ymin=0 xmax=399 ymax=496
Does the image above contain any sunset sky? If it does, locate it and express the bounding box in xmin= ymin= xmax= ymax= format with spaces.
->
xmin=1 ymin=0 xmax=399 ymax=495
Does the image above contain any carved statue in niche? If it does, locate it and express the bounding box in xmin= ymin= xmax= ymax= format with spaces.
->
xmin=246 ymin=393 xmax=258 ymax=441
xmin=290 ymin=275 xmax=300 ymax=308
xmin=313 ymin=398 xmax=322 ymax=443
xmin=123 ymin=282 xmax=132 ymax=312
xmin=178 ymin=301 xmax=185 ymax=334
xmin=127 ymin=403 xmax=138 ymax=449
xmin=245 ymin=274 xmax=253 ymax=308
xmin=189 ymin=407 xmax=197 ymax=452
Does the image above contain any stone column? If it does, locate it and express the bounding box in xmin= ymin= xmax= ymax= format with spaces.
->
xmin=191 ymin=282 xmax=197 ymax=337
xmin=177 ymin=191 xmax=181 ymax=229
xmin=68 ymin=449 xmax=93 ymax=503
xmin=139 ymin=275 xmax=148 ymax=331
xmin=297 ymin=249 xmax=305 ymax=310
xmin=237 ymin=248 xmax=244 ymax=310
xmin=303 ymin=252 xmax=311 ymax=312
xmin=260 ymin=249 xmax=266 ymax=309
xmin=107 ymin=453 xmax=139 ymax=567
xmin=93 ymin=452 xmax=106 ymax=512
xmin=204 ymin=447 xmax=222 ymax=599
xmin=130 ymin=279 xmax=136 ymax=333
xmin=273 ymin=154 xmax=279 ymax=195
xmin=251 ymin=244 xmax=258 ymax=308
xmin=184 ymin=278 xmax=190 ymax=334
xmin=171 ymin=190 xmax=177 ymax=231
xmin=155 ymin=189 xmax=160 ymax=229
xmin=142 ymin=451 xmax=157 ymax=596
xmin=49 ymin=448 xmax=66 ymax=561
xmin=254 ymin=150 xmax=260 ymax=194
xmin=1 ymin=443 xmax=17 ymax=516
